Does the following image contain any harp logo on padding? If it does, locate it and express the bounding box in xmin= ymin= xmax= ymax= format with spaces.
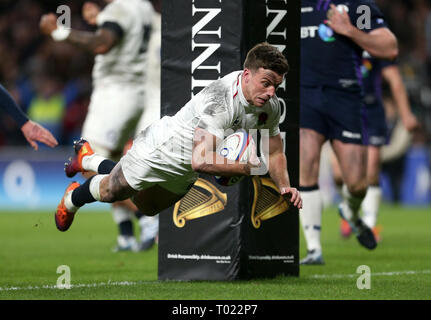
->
xmin=173 ymin=178 xmax=227 ymax=228
xmin=251 ymin=176 xmax=290 ymax=229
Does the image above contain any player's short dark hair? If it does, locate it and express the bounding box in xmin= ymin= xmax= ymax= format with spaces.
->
xmin=244 ymin=42 xmax=289 ymax=76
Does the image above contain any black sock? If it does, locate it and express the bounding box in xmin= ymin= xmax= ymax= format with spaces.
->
xmin=97 ymin=159 xmax=116 ymax=174
xmin=71 ymin=176 xmax=96 ymax=207
xmin=119 ymin=220 xmax=134 ymax=236
xmin=299 ymin=185 xmax=319 ymax=192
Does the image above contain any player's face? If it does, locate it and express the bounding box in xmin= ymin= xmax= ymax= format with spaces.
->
xmin=243 ymin=67 xmax=284 ymax=107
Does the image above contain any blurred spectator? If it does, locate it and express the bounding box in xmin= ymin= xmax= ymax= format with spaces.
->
xmin=26 ymin=72 xmax=66 ymax=144
xmin=0 ymin=0 xmax=93 ymax=148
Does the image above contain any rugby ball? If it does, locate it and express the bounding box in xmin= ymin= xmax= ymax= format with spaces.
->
xmin=214 ymin=130 xmax=252 ymax=186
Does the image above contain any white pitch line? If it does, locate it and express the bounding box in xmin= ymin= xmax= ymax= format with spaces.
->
xmin=310 ymin=269 xmax=431 ymax=279
xmin=1 ymin=270 xmax=431 ymax=291
xmin=0 ymin=280 xmax=154 ymax=292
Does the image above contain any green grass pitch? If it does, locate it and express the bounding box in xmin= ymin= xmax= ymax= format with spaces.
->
xmin=0 ymin=203 xmax=430 ymax=300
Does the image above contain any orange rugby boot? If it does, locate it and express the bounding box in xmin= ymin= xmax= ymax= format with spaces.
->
xmin=64 ymin=138 xmax=94 ymax=178
xmin=55 ymin=181 xmax=80 ymax=231
xmin=372 ymin=225 xmax=382 ymax=243
xmin=340 ymin=218 xmax=352 ymax=238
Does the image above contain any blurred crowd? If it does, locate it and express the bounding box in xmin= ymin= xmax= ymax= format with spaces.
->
xmin=0 ymin=0 xmax=94 ymax=147
xmin=377 ymin=0 xmax=431 ymax=146
xmin=0 ymin=0 xmax=430 ymax=151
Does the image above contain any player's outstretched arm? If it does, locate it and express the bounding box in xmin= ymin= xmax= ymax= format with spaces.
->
xmin=0 ymin=84 xmax=28 ymax=127
xmin=382 ymin=65 xmax=420 ymax=132
xmin=39 ymin=13 xmax=120 ymax=55
xmin=327 ymin=4 xmax=398 ymax=60
xmin=0 ymin=84 xmax=58 ymax=150
xmin=191 ymin=128 xmax=257 ymax=176
xmin=21 ymin=120 xmax=58 ymax=150
xmin=267 ymin=134 xmax=302 ymax=209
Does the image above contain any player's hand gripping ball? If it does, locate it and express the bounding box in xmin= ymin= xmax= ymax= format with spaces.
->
xmin=214 ymin=130 xmax=255 ymax=186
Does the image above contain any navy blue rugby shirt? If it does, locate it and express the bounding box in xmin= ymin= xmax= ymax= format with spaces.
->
xmin=301 ymin=0 xmax=388 ymax=92
xmin=0 ymin=84 xmax=28 ymax=127
xmin=361 ymin=52 xmax=396 ymax=104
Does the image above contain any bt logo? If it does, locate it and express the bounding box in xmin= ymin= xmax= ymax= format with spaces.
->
xmin=318 ymin=23 xmax=335 ymax=42
xmin=317 ymin=4 xmax=349 ymax=42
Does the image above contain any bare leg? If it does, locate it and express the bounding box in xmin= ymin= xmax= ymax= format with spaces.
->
xmin=330 ymin=147 xmax=343 ymax=188
xmin=97 ymin=163 xmax=137 ymax=202
xmin=331 ymin=142 xmax=366 ymax=238
xmin=300 ymin=128 xmax=326 ymax=187
xmin=332 ymin=140 xmax=377 ymax=249
xmin=331 ymin=139 xmax=367 ymax=221
xmin=69 ymin=162 xmax=137 ymax=209
xmin=367 ymin=146 xmax=381 ymax=186
xmin=331 ymin=140 xmax=368 ymax=197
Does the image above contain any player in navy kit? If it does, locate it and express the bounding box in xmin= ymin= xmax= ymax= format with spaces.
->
xmin=335 ymin=54 xmax=419 ymax=241
xmin=299 ymin=0 xmax=398 ymax=264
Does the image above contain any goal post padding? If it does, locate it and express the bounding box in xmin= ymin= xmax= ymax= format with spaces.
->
xmin=158 ymin=0 xmax=300 ymax=280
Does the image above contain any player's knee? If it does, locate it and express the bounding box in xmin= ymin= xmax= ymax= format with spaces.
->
xmin=99 ymin=187 xmax=117 ymax=203
xmin=98 ymin=180 xmax=119 ymax=203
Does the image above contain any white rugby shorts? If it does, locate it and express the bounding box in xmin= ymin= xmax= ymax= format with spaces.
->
xmin=119 ymin=122 xmax=198 ymax=195
xmin=81 ymin=82 xmax=144 ymax=154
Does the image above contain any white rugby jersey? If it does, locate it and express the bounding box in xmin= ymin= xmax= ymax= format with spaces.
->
xmin=133 ymin=71 xmax=281 ymax=175
xmin=93 ymin=0 xmax=154 ymax=86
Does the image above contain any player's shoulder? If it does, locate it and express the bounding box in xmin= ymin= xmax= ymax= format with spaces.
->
xmin=201 ymin=71 xmax=241 ymax=101
xmin=219 ymin=70 xmax=242 ymax=86
xmin=199 ymin=81 xmax=230 ymax=111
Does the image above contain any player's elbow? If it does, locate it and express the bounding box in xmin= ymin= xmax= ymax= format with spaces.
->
xmin=386 ymin=46 xmax=398 ymax=61
xmin=369 ymin=29 xmax=399 ymax=60
xmin=384 ymin=35 xmax=399 ymax=60
xmin=370 ymin=46 xmax=398 ymax=61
